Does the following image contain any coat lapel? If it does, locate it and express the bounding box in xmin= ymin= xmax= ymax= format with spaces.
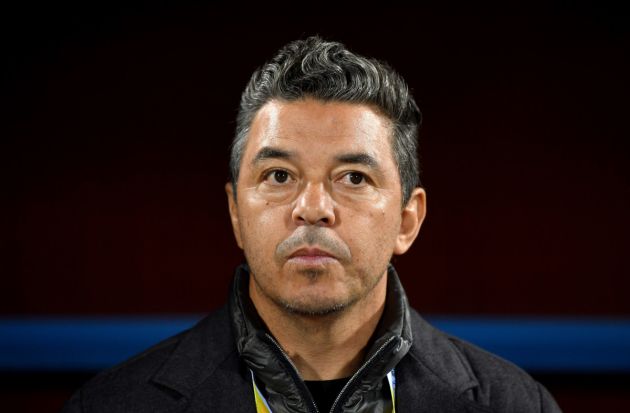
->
xmin=149 ymin=306 xmax=257 ymax=413
xmin=396 ymin=354 xmax=490 ymax=413
xmin=182 ymin=355 xmax=257 ymax=413
xmin=396 ymin=310 xmax=491 ymax=413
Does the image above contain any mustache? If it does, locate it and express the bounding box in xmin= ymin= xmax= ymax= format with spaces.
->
xmin=276 ymin=226 xmax=352 ymax=262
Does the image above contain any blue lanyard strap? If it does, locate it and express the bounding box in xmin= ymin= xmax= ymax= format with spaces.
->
xmin=251 ymin=369 xmax=397 ymax=413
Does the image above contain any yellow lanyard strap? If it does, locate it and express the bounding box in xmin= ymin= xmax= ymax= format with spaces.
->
xmin=251 ymin=370 xmax=396 ymax=413
xmin=251 ymin=369 xmax=273 ymax=413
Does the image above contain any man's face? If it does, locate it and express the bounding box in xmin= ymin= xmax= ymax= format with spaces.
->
xmin=226 ymin=98 xmax=425 ymax=316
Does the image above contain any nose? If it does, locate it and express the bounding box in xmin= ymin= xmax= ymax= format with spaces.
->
xmin=292 ymin=182 xmax=336 ymax=227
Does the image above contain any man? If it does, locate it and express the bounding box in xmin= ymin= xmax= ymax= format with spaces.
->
xmin=62 ymin=37 xmax=561 ymax=412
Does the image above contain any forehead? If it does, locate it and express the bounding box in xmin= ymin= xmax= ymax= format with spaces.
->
xmin=242 ymin=99 xmax=394 ymax=165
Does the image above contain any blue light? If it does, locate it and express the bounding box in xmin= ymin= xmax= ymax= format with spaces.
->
xmin=428 ymin=316 xmax=630 ymax=373
xmin=1 ymin=316 xmax=629 ymax=372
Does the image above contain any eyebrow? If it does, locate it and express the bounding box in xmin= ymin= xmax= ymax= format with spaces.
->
xmin=251 ymin=147 xmax=380 ymax=171
xmin=335 ymin=153 xmax=379 ymax=169
xmin=251 ymin=146 xmax=296 ymax=166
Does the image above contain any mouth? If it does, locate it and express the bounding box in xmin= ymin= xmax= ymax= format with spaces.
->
xmin=287 ymin=247 xmax=338 ymax=265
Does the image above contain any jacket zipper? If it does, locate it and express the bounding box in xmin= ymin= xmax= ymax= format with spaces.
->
xmin=265 ymin=333 xmax=398 ymax=413
xmin=328 ymin=336 xmax=397 ymax=413
xmin=264 ymin=333 xmax=320 ymax=413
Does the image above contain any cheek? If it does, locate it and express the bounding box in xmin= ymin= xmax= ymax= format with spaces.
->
xmin=239 ymin=200 xmax=289 ymax=248
xmin=346 ymin=207 xmax=400 ymax=255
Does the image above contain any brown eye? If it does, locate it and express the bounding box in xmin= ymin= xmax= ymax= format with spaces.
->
xmin=348 ymin=172 xmax=364 ymax=185
xmin=273 ymin=170 xmax=289 ymax=183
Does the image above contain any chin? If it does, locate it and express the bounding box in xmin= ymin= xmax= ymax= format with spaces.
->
xmin=280 ymin=300 xmax=350 ymax=317
xmin=275 ymin=291 xmax=359 ymax=317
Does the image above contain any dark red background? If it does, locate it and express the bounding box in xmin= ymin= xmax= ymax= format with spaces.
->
xmin=2 ymin=2 xmax=629 ymax=411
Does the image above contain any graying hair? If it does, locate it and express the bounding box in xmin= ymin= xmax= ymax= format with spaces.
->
xmin=229 ymin=36 xmax=422 ymax=205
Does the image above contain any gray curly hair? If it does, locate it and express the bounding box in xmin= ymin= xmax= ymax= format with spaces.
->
xmin=229 ymin=36 xmax=422 ymax=205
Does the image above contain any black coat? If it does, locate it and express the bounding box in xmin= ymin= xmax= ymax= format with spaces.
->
xmin=61 ymin=267 xmax=561 ymax=413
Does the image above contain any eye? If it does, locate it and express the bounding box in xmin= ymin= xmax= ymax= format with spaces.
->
xmin=343 ymin=172 xmax=367 ymax=186
xmin=263 ymin=169 xmax=292 ymax=185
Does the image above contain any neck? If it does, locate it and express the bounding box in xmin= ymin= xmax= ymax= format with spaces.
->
xmin=249 ymin=273 xmax=387 ymax=381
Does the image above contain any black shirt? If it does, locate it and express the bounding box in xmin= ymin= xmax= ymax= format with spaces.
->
xmin=304 ymin=377 xmax=350 ymax=413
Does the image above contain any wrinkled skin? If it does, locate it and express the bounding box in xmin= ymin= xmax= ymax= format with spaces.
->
xmin=226 ymin=98 xmax=426 ymax=318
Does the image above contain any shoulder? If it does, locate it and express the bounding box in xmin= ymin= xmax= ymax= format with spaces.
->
xmin=61 ymin=306 xmax=245 ymax=413
xmin=403 ymin=309 xmax=562 ymax=412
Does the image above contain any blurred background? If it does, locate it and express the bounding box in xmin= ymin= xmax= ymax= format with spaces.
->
xmin=2 ymin=2 xmax=629 ymax=411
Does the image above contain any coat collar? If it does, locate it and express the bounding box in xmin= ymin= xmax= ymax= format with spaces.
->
xmin=229 ymin=263 xmax=414 ymax=412
xmin=229 ymin=263 xmax=414 ymax=361
xmin=147 ymin=264 xmax=482 ymax=411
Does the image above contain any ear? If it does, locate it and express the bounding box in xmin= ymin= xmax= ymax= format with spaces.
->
xmin=225 ymin=182 xmax=243 ymax=249
xmin=393 ymin=187 xmax=427 ymax=255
